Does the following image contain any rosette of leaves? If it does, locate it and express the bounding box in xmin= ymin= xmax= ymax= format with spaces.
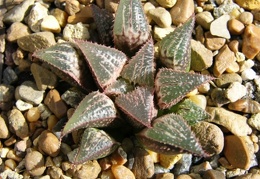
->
xmin=33 ymin=0 xmax=214 ymax=164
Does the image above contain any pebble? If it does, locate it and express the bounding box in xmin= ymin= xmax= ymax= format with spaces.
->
xmin=190 ymin=161 xmax=212 ymax=173
xmin=204 ymin=31 xmax=226 ymax=51
xmin=239 ymin=59 xmax=254 ymax=72
xmin=159 ymin=154 xmax=182 ymax=169
xmin=215 ymin=73 xmax=242 ymax=87
xmin=202 ymin=169 xmax=225 ymax=179
xmin=15 ymin=139 xmax=31 ymax=153
xmin=148 ymin=7 xmax=172 ymax=28
xmin=44 ymin=89 xmax=68 ymax=119
xmin=235 ymin=173 xmax=260 ymax=179
xmin=26 ymin=107 xmax=41 ymax=122
xmin=8 ymin=108 xmax=29 ymax=139
xmin=132 ymin=147 xmax=154 ymax=178
xmin=241 ymin=68 xmax=256 ymax=80
xmin=6 ymin=22 xmax=31 ymax=42
xmin=51 ymin=8 xmax=68 ymax=28
xmin=153 ymin=26 xmax=175 ymax=41
xmin=190 ymin=39 xmax=213 ymax=71
xmin=242 ymin=24 xmax=260 ymax=59
xmin=110 ymin=147 xmax=127 ymax=165
xmin=25 ymin=150 xmax=46 ymax=176
xmin=27 ymin=2 xmax=49 ymax=32
xmin=0 ymin=84 xmax=14 ymax=110
xmin=188 ymin=94 xmax=207 ymax=109
xmin=38 ymin=130 xmax=60 ymax=157
xmin=239 ymin=11 xmax=254 ymax=25
xmin=170 ymin=0 xmax=194 ymax=25
xmin=213 ymin=0 xmax=242 ymax=18
xmin=176 ymin=174 xmax=192 ymax=179
xmin=31 ymin=63 xmax=58 ymax=91
xmin=17 ymin=31 xmax=56 ymax=53
xmin=206 ymin=107 xmax=252 ymax=136
xmin=67 ymin=6 xmax=93 ymax=24
xmin=41 ymin=15 xmax=61 ymax=33
xmin=0 ymin=115 xmax=10 ymax=139
xmin=5 ymin=159 xmax=17 ymax=170
xmin=195 ymin=11 xmax=214 ymax=30
xmin=105 ymin=0 xmax=119 ymax=13
xmin=65 ymin=0 xmax=81 ymax=15
xmin=73 ymin=160 xmax=101 ymax=179
xmin=156 ymin=0 xmax=176 ymax=8
xmin=47 ymin=166 xmax=63 ymax=178
xmin=15 ymin=99 xmax=33 ymax=111
xmin=213 ymin=44 xmax=236 ymax=77
xmin=228 ymin=99 xmax=260 ymax=114
xmin=111 ymin=164 xmax=135 ymax=179
xmin=229 ymin=40 xmax=240 ymax=53
xmin=156 ymin=173 xmax=174 ymax=179
xmin=223 ymin=135 xmax=251 ymax=169
xmin=195 ymin=25 xmax=205 ymax=43
xmin=15 ymin=81 xmax=45 ymax=105
xmin=38 ymin=103 xmax=52 ymax=120
xmin=235 ymin=0 xmax=260 ymax=10
xmin=173 ymin=154 xmax=192 ymax=176
xmin=227 ymin=19 xmax=245 ymax=35
xmin=3 ymin=66 xmax=18 ymax=85
xmin=192 ymin=121 xmax=224 ymax=155
xmin=3 ymin=0 xmax=35 ymax=24
xmin=248 ymin=113 xmax=260 ymax=131
xmin=63 ymin=22 xmax=90 ymax=41
xmin=210 ymin=87 xmax=230 ymax=106
xmin=210 ymin=14 xmax=231 ymax=39
xmin=225 ymin=82 xmax=247 ymax=102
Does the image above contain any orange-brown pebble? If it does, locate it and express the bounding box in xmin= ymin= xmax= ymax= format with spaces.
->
xmin=111 ymin=165 xmax=135 ymax=179
xmin=47 ymin=115 xmax=59 ymax=131
xmin=67 ymin=6 xmax=93 ymax=24
xmin=204 ymin=31 xmax=226 ymax=50
xmin=26 ymin=107 xmax=41 ymax=122
xmin=228 ymin=40 xmax=240 ymax=53
xmin=227 ymin=19 xmax=245 ymax=35
xmin=38 ymin=130 xmax=60 ymax=157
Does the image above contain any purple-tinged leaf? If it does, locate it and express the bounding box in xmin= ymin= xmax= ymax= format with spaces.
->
xmin=155 ymin=68 xmax=214 ymax=109
xmin=121 ymin=38 xmax=155 ymax=87
xmin=32 ymin=43 xmax=93 ymax=90
xmin=75 ymin=40 xmax=127 ymax=90
xmin=67 ymin=128 xmax=119 ymax=164
xmin=61 ymin=91 xmax=117 ymax=138
xmin=91 ymin=4 xmax=114 ymax=46
xmin=113 ymin=0 xmax=150 ymax=56
xmin=159 ymin=15 xmax=195 ymax=71
xmin=115 ymin=87 xmax=156 ymax=128
xmin=104 ymin=78 xmax=134 ymax=97
xmin=136 ymin=113 xmax=207 ymax=156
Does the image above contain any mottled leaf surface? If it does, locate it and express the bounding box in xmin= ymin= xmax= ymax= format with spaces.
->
xmin=121 ymin=38 xmax=155 ymax=87
xmin=113 ymin=0 xmax=150 ymax=55
xmin=104 ymin=78 xmax=134 ymax=96
xmin=67 ymin=128 xmax=118 ymax=164
xmin=136 ymin=113 xmax=206 ymax=156
xmin=155 ymin=68 xmax=214 ymax=109
xmin=115 ymin=87 xmax=155 ymax=128
xmin=61 ymin=91 xmax=117 ymax=138
xmin=75 ymin=40 xmax=127 ymax=90
xmin=32 ymin=43 xmax=90 ymax=89
xmin=159 ymin=16 xmax=195 ymax=71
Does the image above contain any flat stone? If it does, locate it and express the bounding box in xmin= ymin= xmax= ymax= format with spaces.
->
xmin=213 ymin=44 xmax=236 ymax=77
xmin=153 ymin=26 xmax=175 ymax=41
xmin=242 ymin=24 xmax=260 ymax=59
xmin=6 ymin=22 xmax=31 ymax=42
xmin=156 ymin=0 xmax=176 ymax=8
xmin=38 ymin=130 xmax=60 ymax=157
xmin=3 ymin=0 xmax=35 ymax=24
xmin=225 ymin=82 xmax=247 ymax=102
xmin=41 ymin=15 xmax=61 ymax=33
xmin=31 ymin=63 xmax=58 ymax=90
xmin=223 ymin=135 xmax=251 ymax=169
xmin=206 ymin=107 xmax=252 ymax=136
xmin=215 ymin=73 xmax=242 ymax=87
xmin=248 ymin=113 xmax=260 ymax=131
xmin=192 ymin=121 xmax=224 ymax=155
xmin=148 ymin=7 xmax=172 ymax=28
xmin=17 ymin=32 xmax=56 ymax=53
xmin=0 ymin=115 xmax=10 ymax=139
xmin=51 ymin=8 xmax=68 ymax=28
xmin=15 ymin=81 xmax=44 ymax=105
xmin=210 ymin=14 xmax=230 ymax=39
xmin=190 ymin=39 xmax=213 ymax=71
xmin=195 ymin=11 xmax=214 ymax=30
xmin=204 ymin=31 xmax=226 ymax=51
xmin=170 ymin=0 xmax=194 ymax=25
xmin=235 ymin=0 xmax=260 ymax=10
xmin=8 ymin=108 xmax=29 ymax=139
xmin=63 ymin=22 xmax=90 ymax=41
xmin=27 ymin=2 xmax=49 ymax=32
xmin=44 ymin=89 xmax=68 ymax=119
xmin=227 ymin=19 xmax=245 ymax=35
xmin=111 ymin=164 xmax=135 ymax=179
xmin=159 ymin=154 xmax=182 ymax=169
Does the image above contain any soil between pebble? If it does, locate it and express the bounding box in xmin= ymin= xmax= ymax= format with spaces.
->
xmin=1 ymin=0 xmax=260 ymax=179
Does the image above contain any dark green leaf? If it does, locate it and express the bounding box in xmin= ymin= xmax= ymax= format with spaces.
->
xmin=136 ymin=113 xmax=206 ymax=156
xmin=61 ymin=91 xmax=117 ymax=138
xmin=159 ymin=15 xmax=195 ymax=71
xmin=67 ymin=128 xmax=119 ymax=164
xmin=155 ymin=68 xmax=214 ymax=109
xmin=75 ymin=40 xmax=127 ymax=90
xmin=121 ymin=38 xmax=155 ymax=87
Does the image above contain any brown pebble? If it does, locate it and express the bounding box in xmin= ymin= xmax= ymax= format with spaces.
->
xmin=67 ymin=6 xmax=93 ymax=24
xmin=204 ymin=31 xmax=226 ymax=50
xmin=0 ymin=115 xmax=10 ymax=139
xmin=47 ymin=115 xmax=59 ymax=131
xmin=26 ymin=107 xmax=41 ymax=122
xmin=234 ymin=173 xmax=260 ymax=179
xmin=111 ymin=164 xmax=135 ymax=179
xmin=65 ymin=0 xmax=81 ymax=15
xmin=228 ymin=40 xmax=240 ymax=53
xmin=223 ymin=135 xmax=251 ymax=169
xmin=239 ymin=11 xmax=254 ymax=25
xmin=4 ymin=159 xmax=17 ymax=170
xmin=170 ymin=0 xmax=194 ymax=25
xmin=38 ymin=130 xmax=60 ymax=157
xmin=25 ymin=150 xmax=46 ymax=176
xmin=4 ymin=135 xmax=16 ymax=146
xmin=227 ymin=19 xmax=245 ymax=35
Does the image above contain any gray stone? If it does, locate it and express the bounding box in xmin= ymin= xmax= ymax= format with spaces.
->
xmin=3 ymin=66 xmax=18 ymax=85
xmin=213 ymin=0 xmax=243 ymax=18
xmin=6 ymin=22 xmax=31 ymax=42
xmin=3 ymin=0 xmax=35 ymax=24
xmin=61 ymin=88 xmax=85 ymax=108
xmin=15 ymin=81 xmax=44 ymax=105
xmin=173 ymin=154 xmax=192 ymax=175
xmin=17 ymin=32 xmax=56 ymax=53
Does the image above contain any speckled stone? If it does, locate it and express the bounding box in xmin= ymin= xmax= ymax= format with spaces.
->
xmin=235 ymin=0 xmax=260 ymax=10
xmin=63 ymin=22 xmax=90 ymax=41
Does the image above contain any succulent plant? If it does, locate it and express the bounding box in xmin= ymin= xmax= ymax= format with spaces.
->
xmin=33 ymin=0 xmax=214 ymax=164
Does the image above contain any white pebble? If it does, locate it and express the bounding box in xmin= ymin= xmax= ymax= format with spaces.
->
xmin=15 ymin=99 xmax=33 ymax=111
xmin=241 ymin=68 xmax=256 ymax=80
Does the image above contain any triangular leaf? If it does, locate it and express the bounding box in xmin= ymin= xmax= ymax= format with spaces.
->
xmin=61 ymin=91 xmax=117 ymax=138
xmin=32 ymin=43 xmax=93 ymax=90
xmin=91 ymin=4 xmax=114 ymax=46
xmin=155 ymin=68 xmax=214 ymax=109
xmin=113 ymin=0 xmax=150 ymax=55
xmin=136 ymin=113 xmax=206 ymax=156
xmin=115 ymin=87 xmax=156 ymax=128
xmin=121 ymin=38 xmax=155 ymax=87
xmin=159 ymin=15 xmax=195 ymax=71
xmin=104 ymin=78 xmax=134 ymax=96
xmin=75 ymin=40 xmax=127 ymax=90
xmin=67 ymin=128 xmax=119 ymax=164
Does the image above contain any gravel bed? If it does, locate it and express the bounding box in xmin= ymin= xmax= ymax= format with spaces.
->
xmin=1 ymin=0 xmax=260 ymax=178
